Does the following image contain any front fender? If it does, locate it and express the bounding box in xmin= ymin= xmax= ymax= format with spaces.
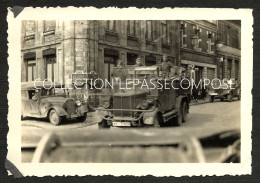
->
xmin=51 ymin=106 xmax=67 ymax=117
xmin=143 ymin=108 xmax=159 ymax=125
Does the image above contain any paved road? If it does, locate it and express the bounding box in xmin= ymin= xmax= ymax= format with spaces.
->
xmin=22 ymin=100 xmax=240 ymax=132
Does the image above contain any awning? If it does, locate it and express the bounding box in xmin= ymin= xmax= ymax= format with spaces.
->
xmin=42 ymin=48 xmax=56 ymax=56
xmin=24 ymin=52 xmax=36 ymax=60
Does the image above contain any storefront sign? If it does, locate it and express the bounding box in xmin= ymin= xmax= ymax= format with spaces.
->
xmin=182 ymin=52 xmax=215 ymax=65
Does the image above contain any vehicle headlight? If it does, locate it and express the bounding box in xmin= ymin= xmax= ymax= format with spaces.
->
xmin=76 ymin=100 xmax=81 ymax=106
xmin=103 ymin=101 xmax=110 ymax=109
xmin=140 ymin=100 xmax=149 ymax=110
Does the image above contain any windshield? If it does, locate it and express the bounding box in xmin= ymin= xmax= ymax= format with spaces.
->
xmin=41 ymin=88 xmax=66 ymax=96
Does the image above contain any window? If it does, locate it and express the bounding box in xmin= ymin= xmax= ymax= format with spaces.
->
xmin=145 ymin=20 xmax=153 ymax=41
xmin=161 ymin=23 xmax=168 ymax=45
xmin=44 ymin=20 xmax=56 ymax=32
xmin=235 ymin=60 xmax=239 ymax=80
xmin=25 ymin=21 xmax=36 ymax=36
xmin=45 ymin=54 xmax=58 ymax=81
xmin=127 ymin=53 xmax=138 ymax=65
xmin=26 ymin=60 xmax=36 ymax=82
xmin=207 ymin=31 xmax=215 ymax=53
xmin=107 ymin=20 xmax=116 ymax=31
xmin=181 ymin=21 xmax=187 ymax=47
xmin=227 ymin=59 xmax=232 ymax=79
xmin=145 ymin=55 xmax=156 ymax=66
xmin=127 ymin=20 xmax=136 ymax=36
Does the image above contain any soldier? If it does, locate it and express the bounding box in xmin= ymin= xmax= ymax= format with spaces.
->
xmin=161 ymin=54 xmax=172 ymax=79
xmin=116 ymin=59 xmax=123 ymax=68
xmin=32 ymin=89 xmax=40 ymax=100
xmin=134 ymin=57 xmax=143 ymax=67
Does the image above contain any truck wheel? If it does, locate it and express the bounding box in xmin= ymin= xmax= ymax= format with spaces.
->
xmin=210 ymin=96 xmax=214 ymax=103
xmin=220 ymin=97 xmax=224 ymax=102
xmin=153 ymin=115 xmax=160 ymax=128
xmin=77 ymin=112 xmax=87 ymax=122
xmin=98 ymin=119 xmax=110 ymax=129
xmin=182 ymin=101 xmax=188 ymax=122
xmin=49 ymin=109 xmax=62 ymax=126
xmin=228 ymin=92 xmax=233 ymax=102
xmin=175 ymin=104 xmax=183 ymax=126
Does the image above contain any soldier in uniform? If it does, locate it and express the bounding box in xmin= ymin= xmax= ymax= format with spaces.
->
xmin=161 ymin=54 xmax=172 ymax=79
xmin=134 ymin=57 xmax=143 ymax=67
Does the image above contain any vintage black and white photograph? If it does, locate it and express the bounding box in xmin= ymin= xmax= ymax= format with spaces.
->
xmin=7 ymin=7 xmax=252 ymax=176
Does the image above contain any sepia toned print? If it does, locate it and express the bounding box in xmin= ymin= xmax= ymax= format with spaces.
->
xmin=7 ymin=7 xmax=252 ymax=176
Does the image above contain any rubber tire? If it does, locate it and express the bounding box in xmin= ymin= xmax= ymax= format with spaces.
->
xmin=175 ymin=103 xmax=183 ymax=126
xmin=220 ymin=97 xmax=224 ymax=102
xmin=228 ymin=92 xmax=233 ymax=102
xmin=210 ymin=96 xmax=214 ymax=103
xmin=153 ymin=115 xmax=161 ymax=128
xmin=77 ymin=112 xmax=87 ymax=122
xmin=98 ymin=119 xmax=110 ymax=129
xmin=182 ymin=101 xmax=188 ymax=122
xmin=49 ymin=109 xmax=62 ymax=126
xmin=237 ymin=94 xmax=241 ymax=100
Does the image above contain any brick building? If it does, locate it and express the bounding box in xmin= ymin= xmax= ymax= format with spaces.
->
xmin=216 ymin=20 xmax=241 ymax=82
xmin=21 ymin=20 xmax=181 ymax=83
xmin=180 ymin=20 xmax=218 ymax=84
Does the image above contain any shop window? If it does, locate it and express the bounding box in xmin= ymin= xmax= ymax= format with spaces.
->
xmin=45 ymin=54 xmax=58 ymax=81
xmin=107 ymin=20 xmax=116 ymax=31
xmin=235 ymin=60 xmax=239 ymax=80
xmin=145 ymin=20 xmax=153 ymax=41
xmin=227 ymin=59 xmax=232 ymax=79
xmin=127 ymin=20 xmax=136 ymax=36
xmin=145 ymin=55 xmax=156 ymax=66
xmin=127 ymin=53 xmax=138 ymax=65
xmin=26 ymin=59 xmax=36 ymax=82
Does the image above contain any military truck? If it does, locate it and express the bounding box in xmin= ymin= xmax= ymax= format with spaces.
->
xmin=96 ymin=65 xmax=190 ymax=128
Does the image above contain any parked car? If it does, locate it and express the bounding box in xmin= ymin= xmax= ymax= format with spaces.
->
xmin=96 ymin=65 xmax=191 ymax=128
xmin=208 ymin=80 xmax=241 ymax=102
xmin=21 ymin=81 xmax=89 ymax=125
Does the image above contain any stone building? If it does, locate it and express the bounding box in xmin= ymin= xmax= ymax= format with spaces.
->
xmin=21 ymin=20 xmax=181 ymax=83
xmin=216 ymin=20 xmax=241 ymax=82
xmin=180 ymin=20 xmax=218 ymax=84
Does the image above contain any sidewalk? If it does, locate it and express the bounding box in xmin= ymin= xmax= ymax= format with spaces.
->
xmin=189 ymin=97 xmax=210 ymax=106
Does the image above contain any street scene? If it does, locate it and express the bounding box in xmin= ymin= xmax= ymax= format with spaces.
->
xmin=20 ymin=20 xmax=241 ymax=163
xmin=21 ymin=100 xmax=240 ymax=131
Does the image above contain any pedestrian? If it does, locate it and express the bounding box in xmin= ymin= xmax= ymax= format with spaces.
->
xmin=201 ymin=83 xmax=208 ymax=100
xmin=192 ymin=87 xmax=199 ymax=102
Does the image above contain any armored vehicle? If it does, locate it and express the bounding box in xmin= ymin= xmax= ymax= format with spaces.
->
xmin=97 ymin=65 xmax=190 ymax=128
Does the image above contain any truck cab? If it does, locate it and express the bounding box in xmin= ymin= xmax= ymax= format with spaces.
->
xmin=97 ymin=65 xmax=190 ymax=128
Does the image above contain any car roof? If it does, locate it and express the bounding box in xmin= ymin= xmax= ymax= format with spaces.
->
xmin=21 ymin=81 xmax=65 ymax=90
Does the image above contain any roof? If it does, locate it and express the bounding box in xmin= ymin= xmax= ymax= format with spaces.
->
xmin=21 ymin=81 xmax=65 ymax=90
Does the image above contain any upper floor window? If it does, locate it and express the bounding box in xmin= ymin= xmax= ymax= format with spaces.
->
xmin=207 ymin=31 xmax=215 ymax=54
xmin=44 ymin=20 xmax=56 ymax=32
xmin=145 ymin=20 xmax=153 ymax=41
xmin=161 ymin=22 xmax=168 ymax=45
xmin=107 ymin=20 xmax=116 ymax=31
xmin=180 ymin=21 xmax=187 ymax=47
xmin=127 ymin=20 xmax=136 ymax=36
xmin=25 ymin=20 xmax=36 ymax=36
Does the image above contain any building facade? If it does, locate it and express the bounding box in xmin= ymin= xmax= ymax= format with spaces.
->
xmin=180 ymin=20 xmax=218 ymax=84
xmin=21 ymin=20 xmax=241 ymax=87
xmin=21 ymin=20 xmax=181 ymax=83
xmin=216 ymin=20 xmax=241 ymax=82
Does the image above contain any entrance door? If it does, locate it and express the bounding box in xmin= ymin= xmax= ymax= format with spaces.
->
xmin=104 ymin=49 xmax=119 ymax=82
